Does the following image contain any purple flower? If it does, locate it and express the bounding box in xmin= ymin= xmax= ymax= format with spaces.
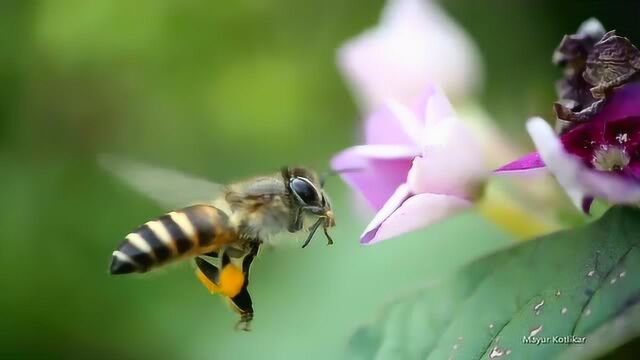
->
xmin=497 ymin=83 xmax=640 ymax=212
xmin=332 ymin=86 xmax=487 ymax=244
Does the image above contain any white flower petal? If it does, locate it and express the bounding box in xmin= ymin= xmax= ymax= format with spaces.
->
xmin=408 ymin=109 xmax=487 ymax=199
xmin=527 ymin=117 xmax=588 ymax=210
xmin=421 ymin=84 xmax=456 ymax=128
xmin=385 ymin=99 xmax=426 ymax=146
xmin=360 ymin=183 xmax=412 ymax=243
xmin=361 ymin=185 xmax=472 ymax=245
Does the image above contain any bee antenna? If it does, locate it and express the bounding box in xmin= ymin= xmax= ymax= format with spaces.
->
xmin=320 ymin=167 xmax=363 ymax=187
xmin=281 ymin=167 xmax=292 ymax=181
xmin=302 ymin=218 xmax=324 ymax=248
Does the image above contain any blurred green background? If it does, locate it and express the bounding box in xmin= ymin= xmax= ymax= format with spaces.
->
xmin=1 ymin=0 xmax=639 ymax=359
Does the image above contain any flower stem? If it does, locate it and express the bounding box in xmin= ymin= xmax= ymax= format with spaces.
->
xmin=476 ymin=183 xmax=563 ymax=240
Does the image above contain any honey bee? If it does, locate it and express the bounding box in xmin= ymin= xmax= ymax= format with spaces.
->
xmin=101 ymin=156 xmax=336 ymax=330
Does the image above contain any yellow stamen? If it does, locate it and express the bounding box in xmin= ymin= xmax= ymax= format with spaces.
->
xmin=593 ymin=145 xmax=629 ymax=172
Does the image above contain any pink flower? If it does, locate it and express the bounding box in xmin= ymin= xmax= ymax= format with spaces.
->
xmin=497 ymin=83 xmax=640 ymax=213
xmin=338 ymin=0 xmax=483 ymax=111
xmin=337 ymin=0 xmax=526 ymax=173
xmin=331 ymin=86 xmax=487 ymax=244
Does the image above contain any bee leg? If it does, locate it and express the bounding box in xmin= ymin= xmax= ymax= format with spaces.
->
xmin=224 ymin=247 xmax=246 ymax=258
xmin=301 ymin=218 xmax=323 ymax=248
xmin=300 ymin=205 xmax=326 ymax=216
xmin=195 ymin=257 xmax=221 ymax=293
xmin=234 ymin=311 xmax=253 ymax=332
xmin=323 ymin=226 xmax=334 ymax=246
xmin=202 ymin=250 xmax=219 ymax=258
xmin=195 ymin=251 xmax=243 ymax=297
xmin=196 ymin=247 xmax=260 ymax=331
xmin=288 ymin=208 xmax=304 ymax=232
xmin=229 ymin=243 xmax=260 ymax=331
xmin=195 ymin=253 xmax=251 ymax=330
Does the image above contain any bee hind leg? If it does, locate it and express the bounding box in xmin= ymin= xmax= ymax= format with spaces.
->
xmin=195 ymin=249 xmax=257 ymax=331
xmin=201 ymin=250 xmax=219 ymax=258
xmin=234 ymin=312 xmax=253 ymax=331
xmin=195 ymin=257 xmax=221 ymax=294
xmin=229 ymin=243 xmax=260 ymax=331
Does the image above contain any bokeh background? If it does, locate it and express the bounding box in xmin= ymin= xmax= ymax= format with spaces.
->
xmin=2 ymin=0 xmax=640 ymax=359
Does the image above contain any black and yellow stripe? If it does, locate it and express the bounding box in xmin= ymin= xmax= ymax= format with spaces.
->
xmin=110 ymin=205 xmax=233 ymax=274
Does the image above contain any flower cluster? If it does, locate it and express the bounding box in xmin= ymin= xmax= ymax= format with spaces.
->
xmin=333 ymin=7 xmax=640 ymax=245
xmin=499 ymin=19 xmax=640 ymax=213
xmin=331 ymin=0 xmax=491 ymax=244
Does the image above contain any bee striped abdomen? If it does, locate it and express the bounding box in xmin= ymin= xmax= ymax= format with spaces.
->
xmin=110 ymin=205 xmax=232 ymax=275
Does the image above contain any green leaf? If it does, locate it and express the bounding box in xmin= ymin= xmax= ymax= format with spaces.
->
xmin=347 ymin=206 xmax=640 ymax=360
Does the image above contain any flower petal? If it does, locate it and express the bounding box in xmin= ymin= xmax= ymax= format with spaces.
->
xmin=527 ymin=117 xmax=591 ymax=209
xmin=417 ymin=84 xmax=456 ymax=128
xmin=367 ymin=100 xmax=424 ymax=148
xmin=622 ymin=162 xmax=640 ymax=180
xmin=494 ymin=152 xmax=546 ymax=174
xmin=527 ymin=117 xmax=640 ymax=211
xmin=331 ymin=145 xmax=417 ymax=209
xmin=332 ymin=144 xmax=419 ymax=160
xmin=366 ymin=100 xmax=424 ymax=146
xmin=582 ymin=197 xmax=594 ymax=215
xmin=592 ymin=80 xmax=640 ymax=124
xmin=337 ymin=0 xmax=483 ymax=111
xmin=408 ymin=114 xmax=488 ymax=199
xmin=360 ymin=183 xmax=411 ymax=243
xmin=361 ymin=185 xmax=472 ymax=245
xmin=579 ymin=167 xmax=640 ymax=204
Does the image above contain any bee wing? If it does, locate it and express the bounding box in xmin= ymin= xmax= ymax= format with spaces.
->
xmin=99 ymin=154 xmax=224 ymax=210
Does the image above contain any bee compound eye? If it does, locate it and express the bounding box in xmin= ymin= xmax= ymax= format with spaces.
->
xmin=290 ymin=177 xmax=320 ymax=205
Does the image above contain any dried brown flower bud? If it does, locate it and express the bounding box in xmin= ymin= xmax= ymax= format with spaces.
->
xmin=552 ymin=19 xmax=640 ymax=132
xmin=584 ymin=30 xmax=640 ymax=98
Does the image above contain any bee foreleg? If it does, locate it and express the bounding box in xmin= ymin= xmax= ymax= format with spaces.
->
xmin=300 ymin=205 xmax=325 ymax=216
xmin=288 ymin=208 xmax=304 ymax=233
xmin=301 ymin=218 xmax=323 ymax=248
xmin=323 ymin=226 xmax=334 ymax=246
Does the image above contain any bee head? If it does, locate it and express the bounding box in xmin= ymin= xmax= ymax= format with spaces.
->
xmin=282 ymin=167 xmax=335 ymax=248
xmin=283 ymin=168 xmax=333 ymax=220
